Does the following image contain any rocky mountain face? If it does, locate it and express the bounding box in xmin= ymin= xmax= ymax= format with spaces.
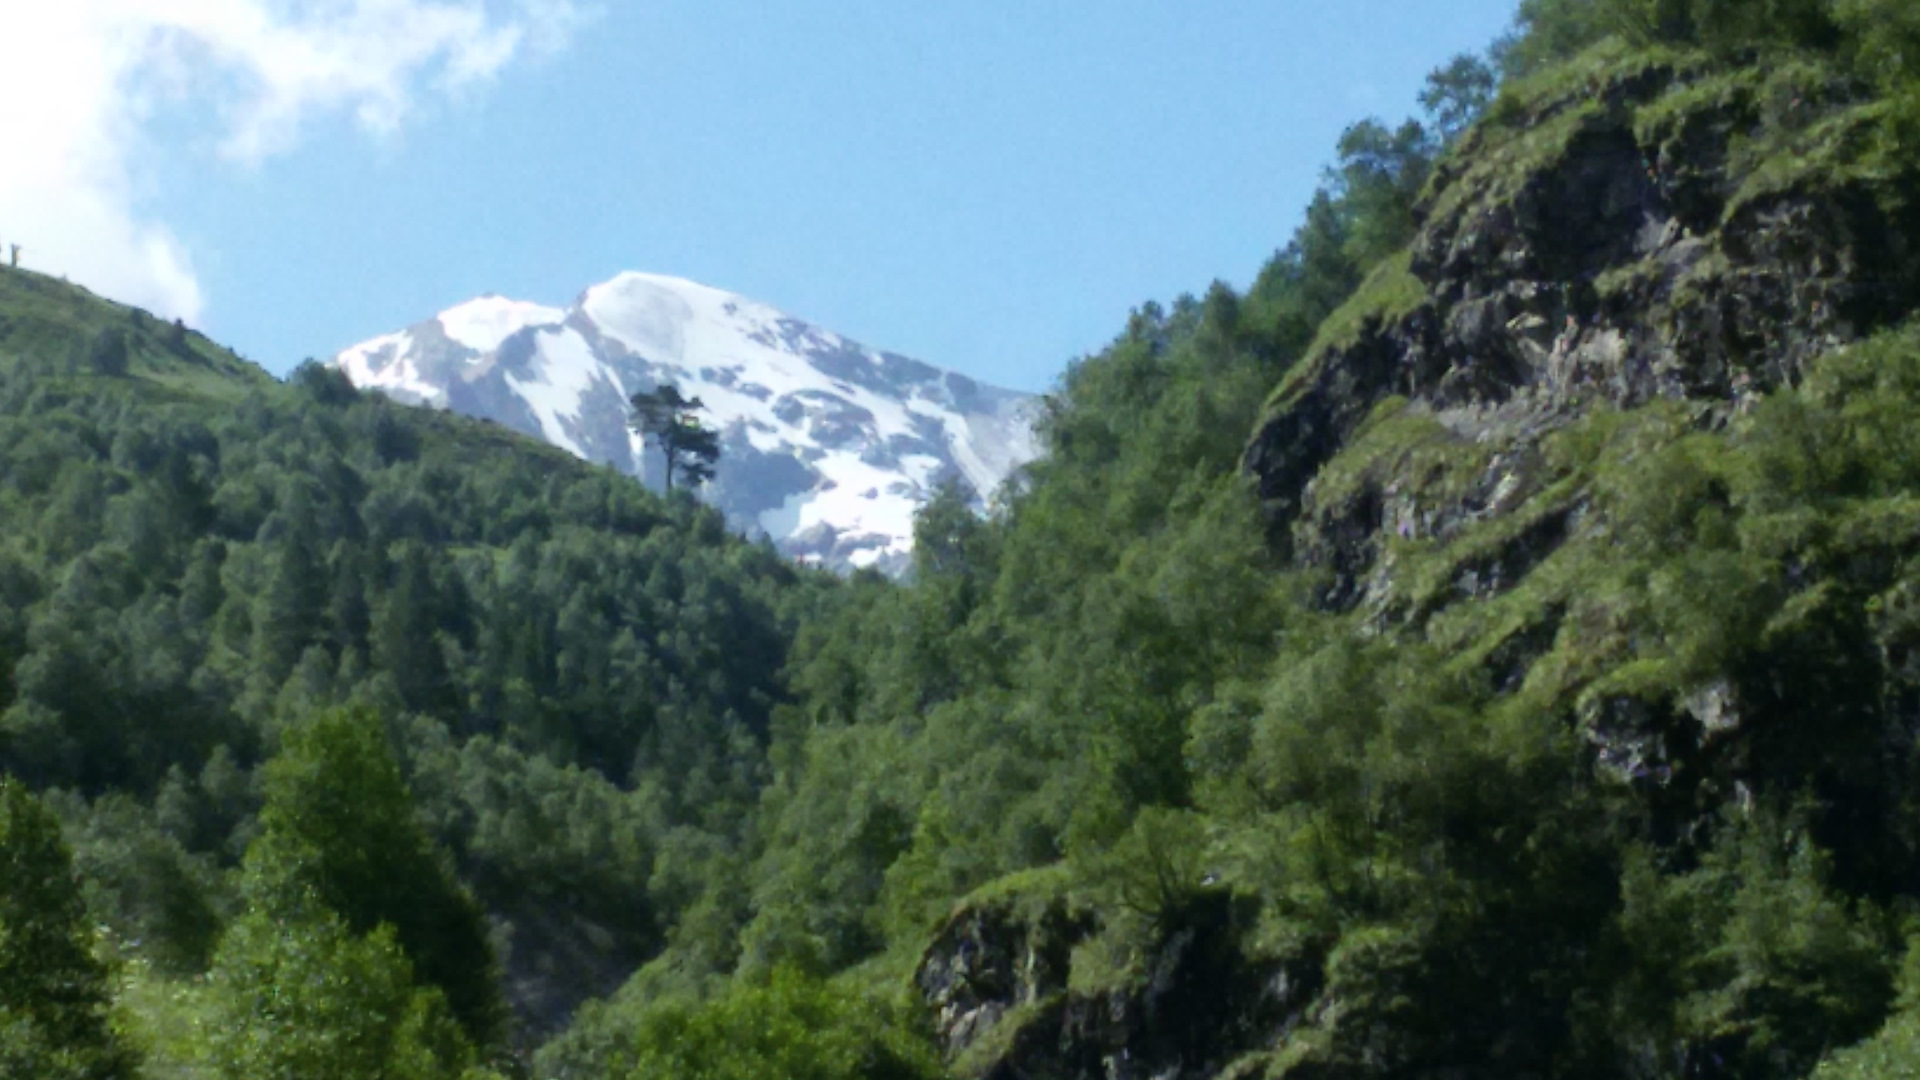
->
xmin=1246 ymin=51 xmax=1919 ymax=612
xmin=333 ymin=273 xmax=1038 ymax=573
xmin=912 ymin=45 xmax=1920 ymax=1080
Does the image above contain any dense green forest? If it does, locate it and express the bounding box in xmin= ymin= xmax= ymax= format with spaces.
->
xmin=0 ymin=264 xmax=835 ymax=1074
xmin=9 ymin=0 xmax=1920 ymax=1077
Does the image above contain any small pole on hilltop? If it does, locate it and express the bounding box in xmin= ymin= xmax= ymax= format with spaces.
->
xmin=8 ymin=245 xmax=18 ymax=268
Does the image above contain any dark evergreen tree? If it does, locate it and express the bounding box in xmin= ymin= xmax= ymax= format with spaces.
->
xmin=0 ymin=780 xmax=139 ymax=1080
xmin=325 ymin=539 xmax=372 ymax=657
xmin=83 ymin=329 xmax=129 ymax=377
xmin=252 ymin=486 xmax=328 ymax=686
xmin=629 ymin=384 xmax=721 ymax=491
xmin=373 ymin=543 xmax=459 ymax=718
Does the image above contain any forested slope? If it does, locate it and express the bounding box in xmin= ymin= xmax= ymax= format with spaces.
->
xmin=0 ymin=265 xmax=840 ymax=1073
xmin=550 ymin=2 xmax=1920 ymax=1080
xmin=11 ymin=1 xmax=1920 ymax=1079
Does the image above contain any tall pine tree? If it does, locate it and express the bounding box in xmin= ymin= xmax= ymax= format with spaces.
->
xmin=0 ymin=779 xmax=139 ymax=1080
xmin=628 ymin=384 xmax=721 ymax=492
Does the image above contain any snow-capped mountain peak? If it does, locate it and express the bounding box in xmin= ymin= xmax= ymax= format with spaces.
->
xmin=440 ymin=295 xmax=568 ymax=353
xmin=331 ymin=273 xmax=1039 ymax=573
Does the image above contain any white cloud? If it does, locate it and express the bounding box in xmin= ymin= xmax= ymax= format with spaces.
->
xmin=0 ymin=0 xmax=583 ymax=324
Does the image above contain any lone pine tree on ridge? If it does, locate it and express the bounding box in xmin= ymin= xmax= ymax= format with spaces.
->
xmin=629 ymin=383 xmax=722 ymax=492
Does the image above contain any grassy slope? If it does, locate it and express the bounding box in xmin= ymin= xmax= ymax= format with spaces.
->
xmin=0 ymin=266 xmax=595 ymax=474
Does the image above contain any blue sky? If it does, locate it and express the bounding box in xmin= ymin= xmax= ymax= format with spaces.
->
xmin=11 ymin=1 xmax=1521 ymax=393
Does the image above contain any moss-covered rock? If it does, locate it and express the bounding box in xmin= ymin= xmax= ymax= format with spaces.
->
xmin=1247 ymin=37 xmax=1920 ymax=628
xmin=916 ymin=877 xmax=1307 ymax=1080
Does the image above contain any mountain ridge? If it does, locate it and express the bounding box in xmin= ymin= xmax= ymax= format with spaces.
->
xmin=333 ymin=272 xmax=1039 ymax=572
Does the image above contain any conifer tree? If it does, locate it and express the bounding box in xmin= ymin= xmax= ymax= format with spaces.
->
xmin=0 ymin=779 xmax=139 ymax=1080
xmin=253 ymin=501 xmax=326 ymax=686
xmin=629 ymin=384 xmax=721 ymax=492
xmin=373 ymin=544 xmax=459 ymax=718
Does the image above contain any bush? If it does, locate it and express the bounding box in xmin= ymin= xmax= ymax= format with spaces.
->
xmin=537 ymin=967 xmax=942 ymax=1080
xmin=203 ymin=901 xmax=492 ymax=1080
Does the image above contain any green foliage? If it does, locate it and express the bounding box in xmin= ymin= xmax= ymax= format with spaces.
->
xmin=1327 ymin=122 xmax=1435 ymax=271
xmin=742 ymin=721 xmax=919 ymax=974
xmin=1071 ymin=806 xmax=1209 ymax=933
xmin=1017 ymin=310 xmax=1920 ymax=1077
xmin=0 ymin=261 xmax=826 ymax=1047
xmin=1494 ymin=0 xmax=1620 ymax=81
xmin=1609 ymin=816 xmax=1894 ymax=1078
xmin=1814 ymin=1016 xmax=1920 ymax=1080
xmin=1814 ymin=932 xmax=1920 ymax=1078
xmin=84 ymin=330 xmax=129 ymax=377
xmin=0 ymin=779 xmax=139 ymax=1080
xmin=1230 ymin=317 xmax=1920 ymax=1075
xmin=1493 ymin=0 xmax=1837 ymax=77
xmin=741 ymin=40 xmax=1463 ymax=997
xmin=629 ymin=383 xmax=721 ymax=491
xmin=8 ymin=2 xmax=1920 ymax=1074
xmin=189 ymin=707 xmax=518 ymax=1078
xmin=1489 ymin=0 xmax=1920 ymax=185
xmin=111 ymin=955 xmax=221 ymax=1078
xmin=1420 ymin=54 xmax=1498 ymax=145
xmin=1837 ymin=0 xmax=1920 ymax=95
xmin=59 ymin=792 xmax=229 ymax=975
xmin=246 ymin=706 xmax=509 ymax=1051
xmin=404 ymin=721 xmax=660 ymax=948
xmin=1596 ymin=0 xmax=1840 ymax=53
xmin=203 ymin=901 xmax=496 ymax=1080
xmin=539 ymin=967 xmax=941 ymax=1080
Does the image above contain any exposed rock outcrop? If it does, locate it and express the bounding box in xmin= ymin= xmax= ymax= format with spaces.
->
xmin=916 ymin=890 xmax=1310 ymax=1080
xmin=1249 ymin=51 xmax=1920 ymax=598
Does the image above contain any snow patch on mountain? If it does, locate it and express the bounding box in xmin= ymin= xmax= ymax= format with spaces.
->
xmin=331 ymin=272 xmax=1040 ymax=573
xmin=334 ymin=329 xmax=445 ymax=407
xmin=440 ymin=296 xmax=568 ymax=353
xmin=505 ymin=327 xmax=601 ymax=457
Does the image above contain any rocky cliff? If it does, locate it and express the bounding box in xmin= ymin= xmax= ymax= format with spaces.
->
xmin=1247 ymin=44 xmax=1918 ymax=602
xmin=916 ymin=886 xmax=1304 ymax=1080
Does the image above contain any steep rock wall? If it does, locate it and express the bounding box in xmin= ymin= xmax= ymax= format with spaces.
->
xmin=1248 ymin=49 xmax=1920 ymax=604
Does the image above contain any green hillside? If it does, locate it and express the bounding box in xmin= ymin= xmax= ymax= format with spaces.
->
xmin=0 ymin=266 xmax=847 ymax=1074
xmin=10 ymin=2 xmax=1920 ymax=1079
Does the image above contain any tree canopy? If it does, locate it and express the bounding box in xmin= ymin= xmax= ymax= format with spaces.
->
xmin=0 ymin=780 xmax=139 ymax=1080
xmin=629 ymin=384 xmax=721 ymax=492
